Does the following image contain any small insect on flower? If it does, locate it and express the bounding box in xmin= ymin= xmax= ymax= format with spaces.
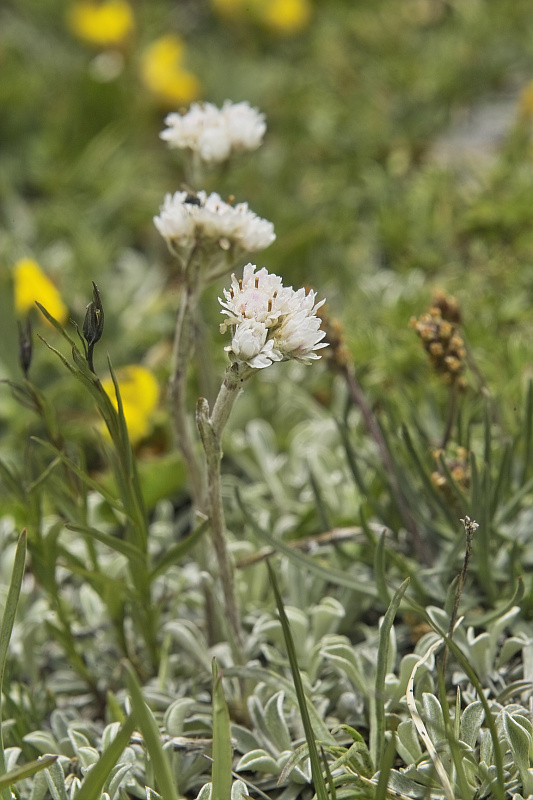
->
xmin=153 ymin=191 xmax=275 ymax=272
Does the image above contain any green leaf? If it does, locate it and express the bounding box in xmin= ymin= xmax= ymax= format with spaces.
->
xmin=374 ymin=530 xmax=391 ymax=606
xmin=150 ymin=519 xmax=209 ymax=581
xmin=401 ymin=425 xmax=457 ymax=526
xmin=72 ymin=716 xmax=135 ymax=800
xmin=396 ymin=720 xmax=422 ymax=765
xmin=0 ymin=756 xmax=57 ymax=792
xmin=237 ymin=490 xmax=378 ymax=597
xmin=264 ymin=692 xmax=292 ymax=753
xmin=372 ymin=578 xmax=409 ymax=764
xmin=124 ymin=662 xmax=179 ymax=800
xmin=502 ymin=711 xmax=533 ymax=794
xmin=211 ymin=660 xmax=233 ymax=800
xmin=267 ymin=561 xmax=329 ymax=800
xmin=236 ymin=749 xmax=280 ymax=774
xmin=459 ymin=702 xmax=485 ymax=750
xmin=0 ymin=530 xmax=27 ymax=800
xmin=44 ymin=759 xmax=69 ymax=800
xmin=65 ymin=523 xmax=145 ymax=565
xmin=373 ymin=734 xmax=397 ymax=800
xmin=30 ymin=438 xmax=124 ymax=513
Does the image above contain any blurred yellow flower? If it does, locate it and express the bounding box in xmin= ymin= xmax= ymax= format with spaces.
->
xmin=102 ymin=365 xmax=159 ymax=444
xmin=140 ymin=35 xmax=202 ymax=107
xmin=518 ymin=81 xmax=533 ymax=119
xmin=211 ymin=0 xmax=311 ymax=35
xmin=260 ymin=0 xmax=312 ymax=34
xmin=211 ymin=0 xmax=247 ymax=17
xmin=13 ymin=258 xmax=69 ymax=324
xmin=66 ymin=0 xmax=135 ymax=48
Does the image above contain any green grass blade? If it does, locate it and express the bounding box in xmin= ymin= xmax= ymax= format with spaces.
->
xmin=0 ymin=530 xmax=27 ymax=800
xmin=124 ymin=661 xmax=179 ymax=800
xmin=35 ymin=303 xmax=77 ymax=346
xmin=211 ymin=659 xmax=233 ymax=800
xmin=30 ymin=438 xmax=125 ymax=513
xmin=402 ymin=601 xmax=506 ymax=800
xmin=522 ymin=378 xmax=533 ymax=482
xmin=150 ymin=519 xmax=209 ymax=581
xmin=373 ymin=734 xmax=396 ymax=800
xmin=65 ymin=523 xmax=145 ymax=564
xmin=494 ymin=474 xmax=533 ymax=525
xmin=437 ymin=671 xmax=473 ymax=800
xmin=267 ymin=561 xmax=329 ymax=800
xmin=0 ymin=756 xmax=57 ymax=791
xmin=71 ymin=715 xmax=136 ymax=800
xmin=401 ymin=425 xmax=457 ymax=526
xmin=445 ymin=635 xmax=505 ymax=800
xmin=321 ymin=746 xmax=336 ymax=800
xmin=308 ymin=466 xmax=330 ymax=532
xmin=373 ymin=528 xmax=391 ymax=606
xmin=225 ymin=665 xmax=335 ymax=745
xmin=372 ymin=578 xmax=409 ymax=765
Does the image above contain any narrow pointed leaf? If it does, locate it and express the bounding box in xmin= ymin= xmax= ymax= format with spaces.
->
xmin=211 ymin=660 xmax=233 ymax=800
xmin=267 ymin=562 xmax=329 ymax=800
xmin=124 ymin=662 xmax=179 ymax=800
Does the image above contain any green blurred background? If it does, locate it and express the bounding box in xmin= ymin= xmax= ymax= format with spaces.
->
xmin=3 ymin=0 xmax=533 ymax=456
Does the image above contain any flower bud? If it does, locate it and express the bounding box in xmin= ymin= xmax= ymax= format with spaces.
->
xmin=83 ymin=282 xmax=104 ymax=347
xmin=18 ymin=319 xmax=33 ymax=378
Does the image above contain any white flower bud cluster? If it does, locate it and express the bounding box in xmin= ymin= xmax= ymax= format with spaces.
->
xmin=160 ymin=100 xmax=266 ymax=163
xmin=153 ymin=191 xmax=275 ymax=254
xmin=220 ymin=263 xmax=327 ymax=369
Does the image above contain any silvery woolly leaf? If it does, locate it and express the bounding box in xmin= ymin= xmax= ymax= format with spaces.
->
xmin=459 ymin=701 xmax=485 ymax=749
xmin=231 ymin=780 xmax=251 ymax=800
xmin=68 ymin=730 xmax=91 ymax=756
xmin=236 ymin=749 xmax=281 ymax=775
xmin=264 ymin=692 xmax=292 ymax=752
xmin=396 ymin=719 xmax=423 ymax=764
xmin=45 ymin=759 xmax=69 ymax=800
xmin=106 ymin=763 xmax=133 ymax=800
xmin=163 ymin=698 xmax=196 ymax=737
xmin=24 ymin=732 xmax=60 ymax=755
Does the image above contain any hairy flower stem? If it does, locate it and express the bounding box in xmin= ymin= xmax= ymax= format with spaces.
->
xmin=196 ymin=365 xmax=248 ymax=662
xmin=441 ymin=516 xmax=477 ymax=675
xmin=342 ymin=364 xmax=431 ymax=565
xmin=169 ymin=285 xmax=206 ymax=514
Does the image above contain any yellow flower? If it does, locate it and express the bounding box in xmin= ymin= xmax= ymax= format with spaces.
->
xmin=259 ymin=0 xmax=312 ymax=34
xmin=13 ymin=258 xmax=69 ymax=324
xmin=66 ymin=0 xmax=135 ymax=48
xmin=211 ymin=0 xmax=248 ymax=18
xmin=140 ymin=35 xmax=202 ymax=107
xmin=518 ymin=80 xmax=533 ymax=119
xmin=102 ymin=365 xmax=159 ymax=444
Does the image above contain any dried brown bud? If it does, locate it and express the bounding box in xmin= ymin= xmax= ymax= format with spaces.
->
xmin=18 ymin=318 xmax=33 ymax=378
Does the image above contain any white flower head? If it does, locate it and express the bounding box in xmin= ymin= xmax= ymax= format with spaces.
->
xmin=160 ymin=100 xmax=266 ymax=163
xmin=220 ymin=263 xmax=328 ymax=370
xmin=154 ymin=192 xmax=275 ymax=258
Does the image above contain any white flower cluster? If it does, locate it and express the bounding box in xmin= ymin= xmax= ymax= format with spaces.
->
xmin=220 ymin=263 xmax=327 ymax=369
xmin=154 ymin=191 xmax=275 ymax=254
xmin=160 ymin=100 xmax=266 ymax=163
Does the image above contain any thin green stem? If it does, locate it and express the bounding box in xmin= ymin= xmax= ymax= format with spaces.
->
xmin=169 ymin=286 xmax=206 ymax=514
xmin=441 ymin=515 xmax=477 ymax=674
xmin=440 ymin=383 xmax=458 ymax=450
xmin=196 ymin=365 xmax=247 ymax=661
